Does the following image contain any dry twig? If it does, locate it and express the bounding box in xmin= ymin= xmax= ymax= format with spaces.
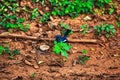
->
xmin=0 ymin=32 xmax=97 ymax=43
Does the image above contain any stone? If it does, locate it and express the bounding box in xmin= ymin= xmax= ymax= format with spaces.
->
xmin=24 ymin=60 xmax=33 ymax=66
xmin=40 ymin=45 xmax=50 ymax=51
xmin=84 ymin=16 xmax=92 ymax=21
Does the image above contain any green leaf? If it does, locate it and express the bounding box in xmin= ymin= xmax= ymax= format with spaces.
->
xmin=0 ymin=46 xmax=5 ymax=55
xmin=53 ymin=41 xmax=71 ymax=58
xmin=17 ymin=18 xmax=24 ymax=23
xmin=83 ymin=56 xmax=89 ymax=61
xmin=105 ymin=34 xmax=110 ymax=38
xmin=109 ymin=8 xmax=114 ymax=15
xmin=52 ymin=11 xmax=57 ymax=15
xmin=116 ymin=22 xmax=120 ymax=27
xmin=4 ymin=47 xmax=11 ymax=53
xmin=82 ymin=49 xmax=87 ymax=54
xmin=13 ymin=49 xmax=20 ymax=55
xmin=53 ymin=44 xmax=61 ymax=54
xmin=61 ymin=50 xmax=68 ymax=58
xmin=101 ymin=26 xmax=105 ymax=31
xmin=62 ymin=43 xmax=71 ymax=51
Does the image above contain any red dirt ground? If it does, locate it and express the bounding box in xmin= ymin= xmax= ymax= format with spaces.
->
xmin=0 ymin=0 xmax=120 ymax=80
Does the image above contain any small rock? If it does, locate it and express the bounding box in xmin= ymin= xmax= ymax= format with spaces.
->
xmin=73 ymin=47 xmax=77 ymax=50
xmin=90 ymin=48 xmax=95 ymax=51
xmin=33 ymin=64 xmax=39 ymax=69
xmin=71 ymin=49 xmax=77 ymax=54
xmin=24 ymin=60 xmax=33 ymax=66
xmin=38 ymin=61 xmax=44 ymax=64
xmin=84 ymin=16 xmax=92 ymax=21
xmin=31 ymin=50 xmax=36 ymax=54
xmin=40 ymin=45 xmax=50 ymax=51
xmin=45 ymin=7 xmax=49 ymax=11
xmin=32 ymin=41 xmax=37 ymax=44
xmin=113 ymin=54 xmax=119 ymax=57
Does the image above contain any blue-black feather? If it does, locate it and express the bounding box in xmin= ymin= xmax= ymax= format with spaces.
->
xmin=55 ymin=29 xmax=71 ymax=42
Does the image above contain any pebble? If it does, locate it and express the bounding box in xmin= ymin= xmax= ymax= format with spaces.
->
xmin=38 ymin=61 xmax=44 ymax=64
xmin=24 ymin=60 xmax=33 ymax=66
xmin=83 ymin=16 xmax=92 ymax=21
xmin=33 ymin=64 xmax=39 ymax=69
xmin=40 ymin=45 xmax=50 ymax=51
xmin=31 ymin=50 xmax=36 ymax=54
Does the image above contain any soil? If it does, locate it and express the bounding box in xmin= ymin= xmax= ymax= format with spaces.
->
xmin=0 ymin=0 xmax=120 ymax=80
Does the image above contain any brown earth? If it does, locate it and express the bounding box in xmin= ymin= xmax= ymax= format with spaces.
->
xmin=0 ymin=0 xmax=120 ymax=80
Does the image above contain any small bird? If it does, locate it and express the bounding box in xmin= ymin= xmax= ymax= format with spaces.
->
xmin=56 ymin=29 xmax=71 ymax=42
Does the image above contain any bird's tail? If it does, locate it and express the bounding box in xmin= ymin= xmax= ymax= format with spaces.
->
xmin=63 ymin=29 xmax=71 ymax=38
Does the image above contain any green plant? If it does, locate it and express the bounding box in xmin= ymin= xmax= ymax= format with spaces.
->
xmin=80 ymin=24 xmax=89 ymax=35
xmin=39 ymin=13 xmax=50 ymax=24
xmin=31 ymin=8 xmax=40 ymax=20
xmin=77 ymin=49 xmax=89 ymax=65
xmin=0 ymin=46 xmax=5 ymax=55
xmin=109 ymin=7 xmax=114 ymax=15
xmin=32 ymin=0 xmax=45 ymax=5
xmin=96 ymin=0 xmax=112 ymax=7
xmin=53 ymin=41 xmax=71 ymax=58
xmin=0 ymin=0 xmax=19 ymax=14
xmin=94 ymin=23 xmax=116 ymax=38
xmin=78 ymin=55 xmax=89 ymax=64
xmin=0 ymin=45 xmax=20 ymax=59
xmin=0 ymin=0 xmax=29 ymax=31
xmin=22 ymin=7 xmax=40 ymax=20
xmin=32 ymin=0 xmax=40 ymax=2
xmin=109 ymin=2 xmax=116 ymax=15
xmin=31 ymin=72 xmax=37 ymax=78
xmin=116 ymin=22 xmax=120 ymax=27
xmin=49 ymin=0 xmax=94 ymax=18
xmin=0 ymin=14 xmax=28 ymax=31
xmin=82 ymin=49 xmax=87 ymax=54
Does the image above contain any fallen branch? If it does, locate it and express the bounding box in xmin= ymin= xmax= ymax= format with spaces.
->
xmin=0 ymin=32 xmax=97 ymax=43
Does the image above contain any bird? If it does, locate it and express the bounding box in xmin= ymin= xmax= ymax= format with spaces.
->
xmin=55 ymin=29 xmax=71 ymax=43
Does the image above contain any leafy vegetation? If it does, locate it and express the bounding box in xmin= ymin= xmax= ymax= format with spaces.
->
xmin=96 ymin=0 xmax=112 ymax=7
xmin=53 ymin=41 xmax=71 ymax=58
xmin=31 ymin=8 xmax=40 ymax=20
xmin=77 ymin=49 xmax=89 ymax=65
xmin=48 ymin=0 xmax=113 ymax=18
xmin=0 ymin=0 xmax=29 ymax=31
xmin=31 ymin=72 xmax=37 ymax=78
xmin=39 ymin=13 xmax=50 ymax=24
xmin=116 ymin=22 xmax=120 ymax=27
xmin=0 ymin=0 xmax=114 ymax=30
xmin=32 ymin=0 xmax=40 ymax=2
xmin=80 ymin=24 xmax=89 ymax=35
xmin=94 ymin=23 xmax=116 ymax=38
xmin=82 ymin=49 xmax=88 ymax=54
xmin=78 ymin=55 xmax=89 ymax=65
xmin=0 ymin=0 xmax=19 ymax=14
xmin=49 ymin=0 xmax=94 ymax=18
xmin=0 ymin=45 xmax=20 ymax=59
